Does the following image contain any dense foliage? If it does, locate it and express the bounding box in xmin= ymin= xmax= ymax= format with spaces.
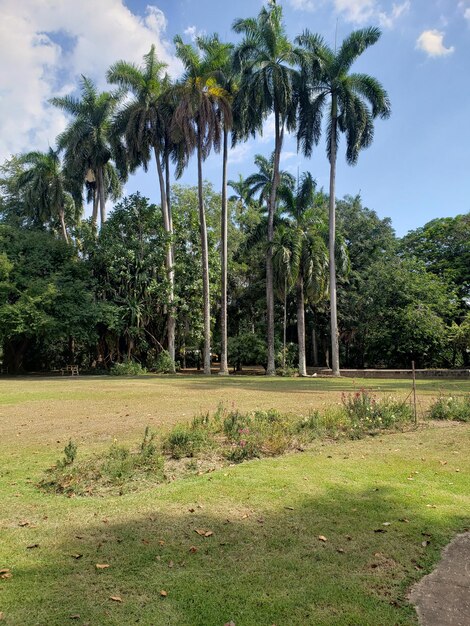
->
xmin=0 ymin=2 xmax=467 ymax=373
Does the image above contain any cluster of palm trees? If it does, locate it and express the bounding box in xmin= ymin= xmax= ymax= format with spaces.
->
xmin=8 ymin=1 xmax=390 ymax=376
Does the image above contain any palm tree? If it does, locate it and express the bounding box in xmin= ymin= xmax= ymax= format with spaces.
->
xmin=15 ymin=148 xmax=82 ymax=242
xmin=172 ymin=35 xmax=232 ymax=375
xmin=245 ymin=153 xmax=295 ymax=208
xmin=50 ymin=76 xmax=123 ymax=228
xmin=107 ymin=46 xmax=176 ymax=369
xmin=196 ymin=34 xmax=236 ymax=377
xmin=296 ymin=27 xmax=391 ymax=376
xmin=232 ymin=2 xmax=299 ymax=375
xmin=278 ymin=173 xmax=329 ymax=376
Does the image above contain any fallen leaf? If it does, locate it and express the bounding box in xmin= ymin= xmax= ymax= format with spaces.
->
xmin=109 ymin=596 xmax=122 ymax=603
xmin=382 ymin=522 xmax=391 ymax=526
xmin=439 ymin=460 xmax=447 ymax=466
xmin=0 ymin=569 xmax=12 ymax=580
xmin=374 ymin=529 xmax=387 ymax=533
xmin=70 ymin=615 xmax=81 ymax=620
xmin=204 ymin=531 xmax=213 ymax=538
xmin=422 ymin=540 xmax=430 ymax=547
xmin=168 ymin=561 xmax=174 ymax=568
xmin=224 ymin=622 xmax=236 ymax=626
xmin=18 ymin=520 xmax=30 ymax=527
xmin=71 ymin=554 xmax=83 ymax=560
xmin=189 ymin=546 xmax=198 ymax=554
xmin=285 ymin=506 xmax=294 ymax=511
xmin=96 ymin=564 xmax=110 ymax=570
xmin=337 ymin=548 xmax=345 ymax=554
xmin=318 ymin=535 xmax=328 ymax=542
xmin=426 ymin=504 xmax=437 ymax=509
xmin=159 ymin=540 xmax=165 ymax=546
xmin=0 ymin=612 xmax=4 ymax=620
xmin=141 ymin=539 xmax=150 ymax=545
xmin=398 ymin=518 xmax=409 ymax=523
xmin=188 ymin=508 xmax=195 ymax=513
xmin=26 ymin=544 xmax=39 ymax=549
xmin=160 ymin=590 xmax=168 ymax=597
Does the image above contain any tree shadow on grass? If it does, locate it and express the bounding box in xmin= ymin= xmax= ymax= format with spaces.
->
xmin=3 ymin=480 xmax=469 ymax=626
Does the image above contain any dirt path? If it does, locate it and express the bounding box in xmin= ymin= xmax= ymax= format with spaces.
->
xmin=410 ymin=532 xmax=470 ymax=625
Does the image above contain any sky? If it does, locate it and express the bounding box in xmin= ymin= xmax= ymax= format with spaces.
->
xmin=0 ymin=0 xmax=468 ymax=236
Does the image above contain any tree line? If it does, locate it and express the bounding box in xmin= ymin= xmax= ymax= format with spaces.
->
xmin=1 ymin=2 xmax=468 ymax=374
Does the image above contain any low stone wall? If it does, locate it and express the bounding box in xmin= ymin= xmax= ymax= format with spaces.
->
xmin=309 ymin=368 xmax=470 ymax=379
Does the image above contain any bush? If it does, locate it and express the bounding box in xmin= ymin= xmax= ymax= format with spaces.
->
xmin=163 ymin=417 xmax=214 ymax=459
xmin=110 ymin=361 xmax=147 ymax=376
xmin=149 ymin=349 xmax=176 ymax=374
xmin=428 ymin=395 xmax=470 ymax=422
xmin=223 ymin=409 xmax=292 ymax=462
xmin=342 ymin=389 xmax=413 ymax=434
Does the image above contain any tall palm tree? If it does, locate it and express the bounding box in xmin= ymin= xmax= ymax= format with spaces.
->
xmin=196 ymin=34 xmax=236 ymax=377
xmin=296 ymin=27 xmax=391 ymax=376
xmin=107 ymin=46 xmax=176 ymax=368
xmin=278 ymin=173 xmax=329 ymax=376
xmin=15 ymin=148 xmax=82 ymax=242
xmin=50 ymin=77 xmax=123 ymax=228
xmin=172 ymin=35 xmax=232 ymax=375
xmin=232 ymin=2 xmax=299 ymax=375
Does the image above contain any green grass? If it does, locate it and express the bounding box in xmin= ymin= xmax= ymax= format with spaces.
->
xmin=0 ymin=376 xmax=469 ymax=625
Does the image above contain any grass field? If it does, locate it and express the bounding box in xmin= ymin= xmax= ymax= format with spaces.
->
xmin=0 ymin=375 xmax=469 ymax=625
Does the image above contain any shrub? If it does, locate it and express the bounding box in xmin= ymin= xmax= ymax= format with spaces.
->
xmin=342 ymin=389 xmax=413 ymax=434
xmin=149 ymin=349 xmax=176 ymax=374
xmin=428 ymin=395 xmax=470 ymax=422
xmin=110 ymin=361 xmax=147 ymax=376
xmin=223 ymin=409 xmax=291 ymax=462
xmin=163 ymin=419 xmax=214 ymax=459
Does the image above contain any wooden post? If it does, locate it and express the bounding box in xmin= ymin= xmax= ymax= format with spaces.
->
xmin=412 ymin=361 xmax=417 ymax=425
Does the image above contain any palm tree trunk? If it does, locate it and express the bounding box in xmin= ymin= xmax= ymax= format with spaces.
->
xmin=283 ymin=277 xmax=287 ymax=370
xmin=219 ymin=128 xmax=229 ymax=376
xmin=98 ymin=167 xmax=106 ymax=226
xmin=329 ymin=98 xmax=340 ymax=377
xmin=165 ymin=149 xmax=173 ymax=232
xmin=297 ymin=274 xmax=307 ymax=376
xmin=312 ymin=326 xmax=319 ymax=367
xmin=92 ymin=186 xmax=99 ymax=226
xmin=59 ymin=207 xmax=69 ymax=244
xmin=197 ymin=129 xmax=212 ymax=375
xmin=266 ymin=109 xmax=284 ymax=376
xmin=155 ymin=147 xmax=175 ymax=370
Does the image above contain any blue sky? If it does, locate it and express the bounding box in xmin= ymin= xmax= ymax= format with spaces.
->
xmin=0 ymin=0 xmax=468 ymax=235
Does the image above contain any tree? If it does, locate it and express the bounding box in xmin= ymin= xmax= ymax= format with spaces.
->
xmin=277 ymin=173 xmax=329 ymax=375
xmin=107 ymin=46 xmax=176 ymax=368
xmin=1 ymin=149 xmax=81 ymax=241
xmin=172 ymin=35 xmax=232 ymax=375
xmin=233 ymin=2 xmax=298 ymax=375
xmin=51 ymin=77 xmax=123 ymax=227
xmin=296 ymin=27 xmax=391 ymax=375
xmin=196 ymin=34 xmax=236 ymax=376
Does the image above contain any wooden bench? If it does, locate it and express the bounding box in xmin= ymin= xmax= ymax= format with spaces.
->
xmin=60 ymin=365 xmax=79 ymax=376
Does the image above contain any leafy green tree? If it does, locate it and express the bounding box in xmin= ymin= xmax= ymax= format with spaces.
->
xmin=296 ymin=27 xmax=391 ymax=375
xmin=172 ymin=36 xmax=232 ymax=374
xmin=107 ymin=46 xmax=176 ymax=367
xmin=233 ymin=2 xmax=299 ymax=375
xmin=91 ymin=193 xmax=168 ymax=364
xmin=51 ymin=77 xmax=123 ymax=227
xmin=400 ymin=215 xmax=470 ymax=305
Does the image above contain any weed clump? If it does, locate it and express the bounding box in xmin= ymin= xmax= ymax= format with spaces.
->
xmin=163 ymin=414 xmax=214 ymax=459
xmin=40 ymin=428 xmax=163 ymax=496
xmin=428 ymin=395 xmax=470 ymax=422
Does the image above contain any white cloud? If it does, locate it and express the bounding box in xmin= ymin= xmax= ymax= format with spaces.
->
xmin=0 ymin=1 xmax=179 ymax=162
xmin=465 ymin=8 xmax=470 ymax=20
xmin=227 ymin=143 xmax=252 ymax=165
xmin=378 ymin=1 xmax=410 ymax=29
xmin=281 ymin=151 xmax=297 ymax=162
xmin=183 ymin=25 xmax=206 ymax=42
xmin=334 ymin=0 xmax=376 ymax=23
xmin=289 ymin=0 xmax=318 ymax=9
xmin=289 ymin=0 xmax=409 ymax=27
xmin=416 ymin=30 xmax=455 ymax=57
